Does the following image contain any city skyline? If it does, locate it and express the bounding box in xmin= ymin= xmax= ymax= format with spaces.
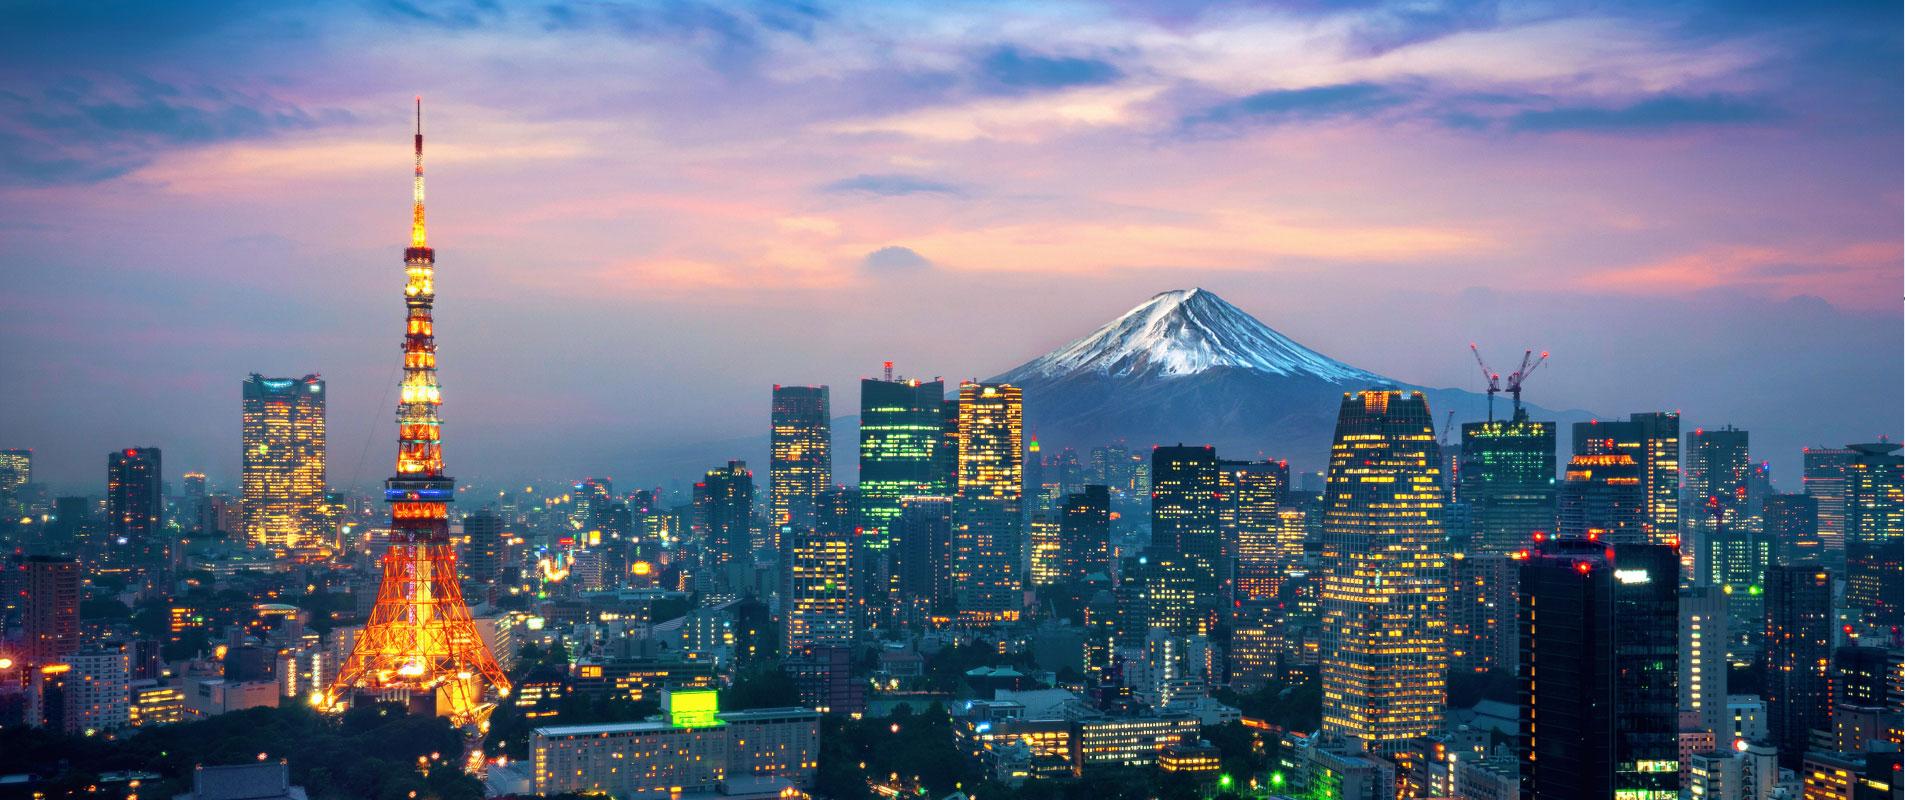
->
xmin=2 ymin=1 xmax=1900 ymax=491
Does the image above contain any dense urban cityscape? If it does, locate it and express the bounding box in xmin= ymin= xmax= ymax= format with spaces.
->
xmin=3 ymin=3 xmax=1901 ymax=800
xmin=0 ymin=106 xmax=1900 ymax=799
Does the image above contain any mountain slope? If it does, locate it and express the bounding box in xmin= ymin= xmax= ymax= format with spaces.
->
xmin=989 ymin=288 xmax=1592 ymax=471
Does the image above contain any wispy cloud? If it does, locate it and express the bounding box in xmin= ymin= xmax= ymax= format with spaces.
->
xmin=1183 ymin=82 xmax=1404 ymax=128
xmin=821 ymin=173 xmax=960 ymax=196
xmin=1505 ymin=94 xmax=1781 ymax=132
xmin=978 ymin=46 xmax=1123 ymax=93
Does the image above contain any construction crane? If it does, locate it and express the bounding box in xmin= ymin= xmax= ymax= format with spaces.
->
xmin=1505 ymin=350 xmax=1549 ymax=417
xmin=1468 ymin=345 xmax=1501 ymax=422
xmin=1439 ymin=409 xmax=1455 ymax=446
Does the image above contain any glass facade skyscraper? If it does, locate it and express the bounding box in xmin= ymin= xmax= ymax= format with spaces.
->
xmin=952 ymin=382 xmax=1023 ymax=625
xmin=1761 ymin=564 xmax=1833 ymax=769
xmin=1802 ymin=446 xmax=1855 ymax=565
xmin=858 ymin=377 xmax=950 ymax=606
xmin=1842 ymin=440 xmax=1902 ymax=628
xmin=1460 ymin=410 xmax=1555 ymax=554
xmin=1058 ymin=485 xmax=1109 ymax=584
xmin=1685 ymin=426 xmax=1751 ymax=585
xmin=700 ymin=461 xmax=754 ymax=591
xmin=1573 ymin=412 xmax=1681 ymax=546
xmin=1557 ymin=453 xmax=1645 ymax=543
xmin=241 ymin=373 xmax=326 ymax=552
xmin=1318 ymin=390 xmax=1449 ymax=754
xmin=107 ymin=447 xmax=163 ymax=574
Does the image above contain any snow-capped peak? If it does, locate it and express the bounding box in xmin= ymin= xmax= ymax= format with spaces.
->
xmin=1001 ymin=288 xmax=1384 ymax=383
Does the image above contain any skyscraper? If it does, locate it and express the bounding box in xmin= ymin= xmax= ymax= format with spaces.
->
xmin=858 ymin=376 xmax=949 ymax=603
xmin=1318 ymin=390 xmax=1449 ymax=754
xmin=1517 ymin=540 xmax=1679 ymax=799
xmin=1058 ymin=486 xmax=1110 ymax=584
xmin=1460 ymin=410 xmax=1555 ymax=554
xmin=1842 ymin=440 xmax=1901 ymax=629
xmin=1225 ymin=459 xmax=1289 ymax=602
xmin=0 ymin=449 xmax=30 ymax=519
xmin=1557 ymin=453 xmax=1646 ymax=542
xmin=1802 ymin=447 xmax=1855 ymax=565
xmin=769 ymin=385 xmax=831 ymax=536
xmin=1573 ymin=412 xmax=1681 ymax=546
xmin=1685 ymin=426 xmax=1751 ymax=584
xmin=241 ymin=373 xmax=327 ymax=552
xmin=952 ymin=382 xmax=1023 ymax=625
xmin=781 ymin=488 xmax=854 ymax=654
xmin=1761 ymin=493 xmax=1821 ymax=566
xmin=702 ymin=461 xmax=755 ymax=591
xmin=1678 ymin=586 xmax=1728 ymax=743
xmin=1448 ymin=552 xmax=1516 ymax=675
xmin=1150 ymin=445 xmax=1220 ymax=594
xmin=24 ymin=555 xmax=79 ymax=667
xmin=891 ymin=495 xmax=951 ymax=625
xmin=1760 ymin=564 xmax=1832 ymax=769
xmin=107 ymin=448 xmax=162 ymax=573
xmin=464 ymin=511 xmax=505 ymax=585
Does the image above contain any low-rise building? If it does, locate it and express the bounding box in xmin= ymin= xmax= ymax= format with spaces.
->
xmin=530 ymin=689 xmax=819 ymax=798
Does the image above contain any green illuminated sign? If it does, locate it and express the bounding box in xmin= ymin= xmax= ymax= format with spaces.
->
xmin=667 ymin=689 xmax=720 ymax=727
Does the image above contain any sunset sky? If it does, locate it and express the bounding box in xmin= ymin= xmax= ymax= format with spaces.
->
xmin=3 ymin=0 xmax=1899 ymax=492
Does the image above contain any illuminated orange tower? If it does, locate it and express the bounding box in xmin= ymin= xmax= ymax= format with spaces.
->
xmin=326 ymin=100 xmax=511 ymax=725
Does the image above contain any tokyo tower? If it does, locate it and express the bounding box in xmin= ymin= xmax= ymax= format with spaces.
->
xmin=323 ymin=99 xmax=511 ymax=726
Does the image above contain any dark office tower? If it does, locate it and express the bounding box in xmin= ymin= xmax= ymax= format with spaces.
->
xmin=1574 ymin=412 xmax=1682 ymax=547
xmin=1319 ymin=390 xmax=1449 ymax=754
xmin=1557 ymin=454 xmax=1646 ymax=543
xmin=1024 ymin=441 xmax=1050 ymax=519
xmin=1448 ymin=552 xmax=1516 ymax=675
xmin=1121 ymin=554 xmax=1202 ymax=640
xmin=464 ymin=511 xmax=504 ymax=584
xmin=1843 ymin=441 xmax=1902 ymax=629
xmin=781 ymin=489 xmax=854 ymax=655
xmin=0 ymin=449 xmax=29 ymax=519
xmin=1802 ymin=447 xmax=1855 ymax=565
xmin=241 ymin=373 xmax=326 ymax=552
xmin=952 ymin=382 xmax=1023 ymax=625
xmin=107 ymin=448 xmax=163 ymax=572
xmin=1055 ymin=448 xmax=1085 ymax=499
xmin=1762 ymin=493 xmax=1821 ymax=566
xmin=1761 ymin=564 xmax=1833 ymax=769
xmin=1150 ymin=445 xmax=1221 ymax=594
xmin=1460 ymin=409 xmax=1556 ymax=554
xmin=892 ymin=496 xmax=951 ymax=625
xmin=25 ymin=556 xmax=79 ymax=667
xmin=1058 ymin=486 xmax=1110 ymax=584
xmin=1516 ymin=540 xmax=1680 ymax=800
xmin=770 ymin=385 xmax=831 ymax=538
xmin=859 ymin=376 xmax=948 ymax=581
xmin=180 ymin=473 xmax=207 ymax=535
xmin=1685 ymin=426 xmax=1751 ymax=581
xmin=702 ymin=461 xmax=754 ymax=591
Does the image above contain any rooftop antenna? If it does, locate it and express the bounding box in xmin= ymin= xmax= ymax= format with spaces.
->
xmin=883 ymin=361 xmax=893 ymax=381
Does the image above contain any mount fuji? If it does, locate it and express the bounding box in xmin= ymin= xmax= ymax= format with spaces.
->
xmin=988 ymin=288 xmax=1593 ymax=471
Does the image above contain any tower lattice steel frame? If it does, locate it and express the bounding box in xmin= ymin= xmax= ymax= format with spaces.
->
xmin=324 ymin=100 xmax=511 ymax=726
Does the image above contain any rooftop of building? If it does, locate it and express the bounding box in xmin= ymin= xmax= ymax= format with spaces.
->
xmin=181 ymin=761 xmax=306 ymax=800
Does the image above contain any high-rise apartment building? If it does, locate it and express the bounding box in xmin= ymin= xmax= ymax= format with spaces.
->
xmin=64 ymin=644 xmax=131 ymax=734
xmin=1517 ymin=540 xmax=1679 ymax=800
xmin=1460 ymin=410 xmax=1555 ymax=554
xmin=1448 ymin=552 xmax=1516 ymax=675
xmin=1761 ymin=493 xmax=1821 ymax=566
xmin=952 ymin=382 xmax=1023 ymax=625
xmin=700 ymin=461 xmax=754 ymax=591
xmin=1802 ymin=447 xmax=1855 ymax=565
xmin=107 ymin=448 xmax=163 ymax=571
xmin=1319 ymin=390 xmax=1449 ymax=754
xmin=769 ymin=385 xmax=831 ymax=535
xmin=1842 ymin=441 xmax=1901 ymax=629
xmin=1151 ymin=446 xmax=1221 ymax=595
xmin=25 ymin=555 xmax=79 ymax=667
xmin=1685 ymin=426 xmax=1751 ymax=583
xmin=1058 ymin=486 xmax=1110 ymax=584
xmin=1574 ymin=412 xmax=1681 ymax=546
xmin=241 ymin=373 xmax=326 ymax=551
xmin=1557 ymin=453 xmax=1646 ymax=543
xmin=1760 ymin=564 xmax=1833 ymax=769
xmin=859 ymin=377 xmax=950 ymax=595
xmin=1679 ymin=586 xmax=1728 ymax=743
xmin=781 ymin=487 xmax=854 ymax=654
